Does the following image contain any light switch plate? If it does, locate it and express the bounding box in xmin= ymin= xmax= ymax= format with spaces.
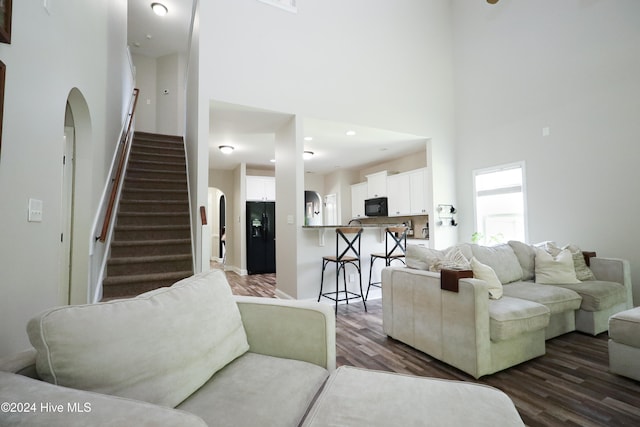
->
xmin=28 ymin=199 xmax=43 ymax=222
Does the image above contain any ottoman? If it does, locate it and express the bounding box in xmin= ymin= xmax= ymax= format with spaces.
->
xmin=609 ymin=307 xmax=640 ymax=381
xmin=302 ymin=366 xmax=524 ymax=426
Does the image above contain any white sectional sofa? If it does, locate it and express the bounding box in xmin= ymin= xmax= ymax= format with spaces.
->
xmin=382 ymin=241 xmax=633 ymax=378
xmin=0 ymin=269 xmax=526 ymax=426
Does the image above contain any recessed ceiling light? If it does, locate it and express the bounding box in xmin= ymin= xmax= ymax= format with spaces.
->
xmin=151 ymin=2 xmax=168 ymax=16
xmin=218 ymin=145 xmax=234 ymax=154
xmin=304 ymin=136 xmax=313 ymax=141
xmin=346 ymin=130 xmax=356 ymax=136
xmin=303 ymin=151 xmax=314 ymax=160
xmin=270 ymin=159 xmax=276 ymax=163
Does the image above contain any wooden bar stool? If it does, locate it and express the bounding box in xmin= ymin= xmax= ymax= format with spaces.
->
xmin=318 ymin=227 xmax=367 ymax=314
xmin=366 ymin=226 xmax=408 ymax=300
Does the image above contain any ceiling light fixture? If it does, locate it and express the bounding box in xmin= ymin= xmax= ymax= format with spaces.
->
xmin=218 ymin=145 xmax=234 ymax=154
xmin=303 ymin=151 xmax=314 ymax=160
xmin=487 ymin=0 xmax=499 ymax=4
xmin=346 ymin=130 xmax=356 ymax=136
xmin=151 ymin=2 xmax=168 ymax=16
xmin=304 ymin=136 xmax=313 ymax=141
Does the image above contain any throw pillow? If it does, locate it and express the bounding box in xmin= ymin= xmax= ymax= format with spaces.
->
xmin=545 ymin=242 xmax=597 ymax=281
xmin=564 ymin=243 xmax=597 ymax=281
xmin=405 ymin=244 xmax=445 ymax=271
xmin=470 ymin=257 xmax=503 ymax=299
xmin=534 ymin=247 xmax=581 ymax=284
xmin=429 ymin=247 xmax=471 ymax=272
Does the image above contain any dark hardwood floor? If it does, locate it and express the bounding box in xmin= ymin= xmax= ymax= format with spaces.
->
xmin=218 ymin=266 xmax=640 ymax=426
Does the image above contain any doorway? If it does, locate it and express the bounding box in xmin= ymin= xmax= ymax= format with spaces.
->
xmin=59 ymin=120 xmax=76 ymax=305
xmin=219 ymin=194 xmax=226 ymax=264
xmin=208 ymin=187 xmax=227 ymax=267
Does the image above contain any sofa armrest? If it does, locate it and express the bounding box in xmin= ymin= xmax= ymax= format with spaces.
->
xmin=0 ymin=371 xmax=207 ymax=427
xmin=234 ymin=296 xmax=336 ymax=372
xmin=590 ymin=257 xmax=633 ymax=309
xmin=382 ymin=267 xmax=492 ymax=378
xmin=0 ymin=349 xmax=38 ymax=378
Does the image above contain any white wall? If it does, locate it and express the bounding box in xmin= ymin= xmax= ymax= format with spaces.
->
xmin=452 ymin=0 xmax=640 ymax=304
xmin=198 ymin=0 xmax=457 ymax=295
xmin=0 ymin=0 xmax=130 ymax=357
xmin=131 ymin=54 xmax=157 ymax=132
xmin=133 ymin=52 xmax=186 ymax=135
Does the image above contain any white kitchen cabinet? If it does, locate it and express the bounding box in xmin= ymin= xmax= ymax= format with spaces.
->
xmin=246 ymin=176 xmax=276 ymax=201
xmin=409 ymin=168 xmax=430 ymax=215
xmin=366 ymin=171 xmax=387 ymax=198
xmin=387 ymin=168 xmax=431 ymax=216
xmin=387 ymin=173 xmax=410 ymax=217
xmin=351 ymin=182 xmax=367 ymax=219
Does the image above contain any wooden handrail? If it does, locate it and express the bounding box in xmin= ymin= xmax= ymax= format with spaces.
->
xmin=200 ymin=206 xmax=207 ymax=225
xmin=98 ymin=88 xmax=140 ymax=242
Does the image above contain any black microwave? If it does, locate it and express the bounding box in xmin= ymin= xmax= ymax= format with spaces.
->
xmin=365 ymin=197 xmax=388 ymax=217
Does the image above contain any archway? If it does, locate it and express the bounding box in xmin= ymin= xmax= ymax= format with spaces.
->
xmin=63 ymin=88 xmax=93 ymax=304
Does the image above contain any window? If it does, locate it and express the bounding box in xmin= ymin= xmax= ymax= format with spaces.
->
xmin=473 ymin=162 xmax=527 ymax=245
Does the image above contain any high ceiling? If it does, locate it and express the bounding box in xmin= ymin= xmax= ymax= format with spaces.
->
xmin=128 ymin=1 xmax=428 ymax=175
xmin=209 ymin=102 xmax=428 ymax=175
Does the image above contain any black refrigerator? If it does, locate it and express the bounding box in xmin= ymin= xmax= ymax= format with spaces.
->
xmin=246 ymin=201 xmax=276 ymax=274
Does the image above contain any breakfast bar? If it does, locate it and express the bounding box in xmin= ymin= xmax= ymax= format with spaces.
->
xmin=300 ymin=219 xmax=429 ymax=303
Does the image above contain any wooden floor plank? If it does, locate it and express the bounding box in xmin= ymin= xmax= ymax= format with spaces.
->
xmin=219 ymin=266 xmax=640 ymax=427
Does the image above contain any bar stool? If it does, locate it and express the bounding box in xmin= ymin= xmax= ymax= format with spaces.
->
xmin=318 ymin=227 xmax=367 ymax=314
xmin=366 ymin=226 xmax=408 ymax=300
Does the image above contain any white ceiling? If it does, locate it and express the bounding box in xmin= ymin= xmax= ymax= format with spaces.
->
xmin=127 ymin=0 xmax=193 ymax=59
xmin=209 ymin=102 xmax=428 ymax=175
xmin=129 ymin=1 xmax=429 ymax=175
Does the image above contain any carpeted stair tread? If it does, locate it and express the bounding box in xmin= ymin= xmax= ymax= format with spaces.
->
xmin=108 ymin=253 xmax=192 ymax=265
xmin=111 ymin=238 xmax=191 ymax=247
xmin=103 ymin=270 xmax=193 ymax=286
xmin=126 ymin=167 xmax=186 ymax=176
xmin=119 ymin=201 xmax=188 ymax=206
xmin=128 ymin=159 xmax=186 ymax=168
xmin=115 ymin=224 xmax=190 ymax=231
xmin=125 ymin=176 xmax=186 ymax=183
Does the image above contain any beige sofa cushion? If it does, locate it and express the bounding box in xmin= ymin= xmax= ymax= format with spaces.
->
xmin=178 ymin=352 xmax=328 ymax=426
xmin=470 ymin=244 xmax=524 ymax=284
xmin=27 ymin=270 xmax=249 ymax=408
xmin=0 ymin=372 xmax=208 ymax=427
xmin=488 ymin=296 xmax=550 ymax=342
xmin=302 ymin=366 xmax=525 ymax=426
xmin=609 ymin=307 xmax=640 ymax=348
xmin=508 ymin=240 xmax=536 ymax=281
xmin=502 ymin=282 xmax=582 ymax=314
xmin=555 ymin=281 xmax=627 ymax=312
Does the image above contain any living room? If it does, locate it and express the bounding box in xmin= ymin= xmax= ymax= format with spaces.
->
xmin=0 ymin=0 xmax=639 ymax=425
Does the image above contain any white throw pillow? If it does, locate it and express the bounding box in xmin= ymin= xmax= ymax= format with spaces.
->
xmin=534 ymin=247 xmax=581 ymax=284
xmin=470 ymin=257 xmax=503 ymax=299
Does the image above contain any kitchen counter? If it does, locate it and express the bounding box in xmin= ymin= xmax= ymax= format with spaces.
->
xmin=302 ymin=224 xmax=428 ymax=246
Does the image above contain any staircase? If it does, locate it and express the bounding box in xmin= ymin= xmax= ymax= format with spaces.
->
xmin=102 ymin=132 xmax=193 ymax=299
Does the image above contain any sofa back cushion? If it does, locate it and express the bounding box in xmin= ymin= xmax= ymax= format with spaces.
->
xmin=470 ymin=244 xmax=523 ymax=284
xmin=508 ymin=240 xmax=536 ymax=281
xmin=27 ymin=270 xmax=249 ymax=408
